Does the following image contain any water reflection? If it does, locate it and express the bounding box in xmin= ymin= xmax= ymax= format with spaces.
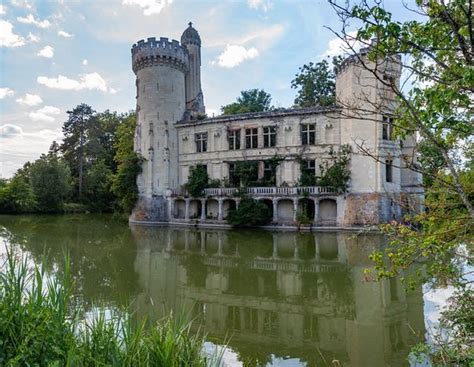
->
xmin=131 ymin=226 xmax=425 ymax=366
xmin=0 ymin=215 xmax=425 ymax=366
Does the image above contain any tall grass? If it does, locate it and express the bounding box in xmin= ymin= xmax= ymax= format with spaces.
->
xmin=0 ymin=248 xmax=221 ymax=366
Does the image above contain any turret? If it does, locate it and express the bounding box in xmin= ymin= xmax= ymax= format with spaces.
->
xmin=336 ymin=46 xmax=407 ymax=224
xmin=181 ymin=22 xmax=205 ymax=118
xmin=131 ymin=37 xmax=188 ymax=221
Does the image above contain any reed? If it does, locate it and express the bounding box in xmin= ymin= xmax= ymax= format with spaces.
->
xmin=0 ymin=248 xmax=221 ymax=366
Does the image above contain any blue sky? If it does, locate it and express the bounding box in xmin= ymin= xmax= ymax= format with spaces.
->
xmin=0 ymin=0 xmax=416 ymax=178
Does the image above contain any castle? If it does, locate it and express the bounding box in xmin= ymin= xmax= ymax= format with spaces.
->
xmin=130 ymin=23 xmax=423 ymax=227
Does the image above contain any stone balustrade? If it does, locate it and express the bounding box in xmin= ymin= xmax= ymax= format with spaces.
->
xmin=167 ymin=186 xmax=337 ymax=198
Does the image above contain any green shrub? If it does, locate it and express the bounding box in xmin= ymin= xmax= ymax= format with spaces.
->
xmin=227 ymin=197 xmax=271 ymax=226
xmin=183 ymin=165 xmax=209 ymax=197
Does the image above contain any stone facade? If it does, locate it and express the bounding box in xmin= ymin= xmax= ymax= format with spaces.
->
xmin=130 ymin=24 xmax=423 ymax=227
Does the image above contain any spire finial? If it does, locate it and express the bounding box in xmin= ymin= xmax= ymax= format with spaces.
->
xmin=188 ymin=21 xmax=192 ymax=27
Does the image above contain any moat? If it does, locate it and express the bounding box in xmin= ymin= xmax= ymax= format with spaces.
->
xmin=0 ymin=215 xmax=436 ymax=366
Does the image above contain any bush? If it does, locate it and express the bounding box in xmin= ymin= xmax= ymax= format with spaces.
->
xmin=227 ymin=197 xmax=271 ymax=226
xmin=183 ymin=165 xmax=209 ymax=197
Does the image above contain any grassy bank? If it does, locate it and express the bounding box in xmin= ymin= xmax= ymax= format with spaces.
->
xmin=0 ymin=249 xmax=219 ymax=366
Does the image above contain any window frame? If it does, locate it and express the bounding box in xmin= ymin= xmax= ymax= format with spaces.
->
xmin=382 ymin=115 xmax=394 ymax=141
xmin=263 ymin=126 xmax=277 ymax=148
xmin=228 ymin=129 xmax=241 ymax=150
xmin=195 ymin=132 xmax=208 ymax=153
xmin=245 ymin=128 xmax=258 ymax=149
xmin=301 ymin=124 xmax=316 ymax=145
xmin=385 ymin=159 xmax=393 ymax=182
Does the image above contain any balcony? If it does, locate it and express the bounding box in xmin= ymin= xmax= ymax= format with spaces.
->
xmin=168 ymin=186 xmax=337 ymax=198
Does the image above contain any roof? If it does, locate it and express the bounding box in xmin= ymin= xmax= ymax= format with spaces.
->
xmin=181 ymin=22 xmax=201 ymax=46
xmin=177 ymin=105 xmax=340 ymax=127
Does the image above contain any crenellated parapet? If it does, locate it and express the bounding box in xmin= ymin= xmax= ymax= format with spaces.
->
xmin=131 ymin=37 xmax=189 ymax=74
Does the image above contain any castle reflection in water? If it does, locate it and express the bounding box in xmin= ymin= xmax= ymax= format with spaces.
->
xmin=131 ymin=226 xmax=425 ymax=366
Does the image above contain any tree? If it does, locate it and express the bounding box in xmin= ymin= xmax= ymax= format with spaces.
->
xmin=328 ymin=0 xmax=473 ymax=363
xmin=0 ymin=173 xmax=36 ymax=214
xmin=111 ymin=112 xmax=142 ymax=213
xmin=291 ymin=57 xmax=341 ymax=107
xmin=29 ymin=154 xmax=71 ymax=213
xmin=61 ymin=104 xmax=96 ymax=201
xmin=221 ymin=89 xmax=272 ymax=115
xmin=83 ymin=160 xmax=114 ymax=212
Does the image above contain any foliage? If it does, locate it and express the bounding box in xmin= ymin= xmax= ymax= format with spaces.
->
xmin=29 ymin=154 xmax=72 ymax=213
xmin=221 ymin=89 xmax=273 ymax=115
xmin=291 ymin=57 xmax=342 ymax=108
xmin=83 ymin=160 xmax=114 ymax=212
xmin=0 ymin=173 xmax=36 ymax=214
xmin=0 ymin=249 xmax=220 ymax=366
xmin=318 ymin=144 xmax=351 ymax=192
xmin=61 ymin=103 xmax=96 ymax=201
xmin=111 ymin=112 xmax=142 ymax=213
xmin=184 ymin=165 xmax=209 ymax=197
xmin=226 ymin=197 xmax=271 ymax=226
xmin=234 ymin=161 xmax=258 ymax=187
xmin=328 ymin=1 xmax=474 ymax=360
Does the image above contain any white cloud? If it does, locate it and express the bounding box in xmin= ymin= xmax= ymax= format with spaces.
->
xmin=321 ymin=31 xmax=363 ymax=59
xmin=29 ymin=106 xmax=60 ymax=122
xmin=37 ymin=72 xmax=111 ymax=92
xmin=122 ymin=0 xmax=173 ymax=15
xmin=212 ymin=45 xmax=259 ymax=68
xmin=27 ymin=32 xmax=40 ymax=42
xmin=0 ymin=5 xmax=6 ymax=15
xmin=0 ymin=20 xmax=25 ymax=47
xmin=58 ymin=30 xmax=73 ymax=38
xmin=248 ymin=0 xmax=273 ymax=12
xmin=16 ymin=93 xmax=43 ymax=106
xmin=0 ymin=87 xmax=14 ymax=99
xmin=0 ymin=124 xmax=23 ymax=138
xmin=11 ymin=0 xmax=32 ymax=9
xmin=82 ymin=59 xmax=88 ymax=66
xmin=17 ymin=14 xmax=51 ymax=29
xmin=37 ymin=45 xmax=54 ymax=58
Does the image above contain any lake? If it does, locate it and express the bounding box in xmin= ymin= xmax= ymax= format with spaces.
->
xmin=0 ymin=214 xmax=436 ymax=366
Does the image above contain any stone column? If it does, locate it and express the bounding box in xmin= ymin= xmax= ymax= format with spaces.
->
xmin=272 ymin=199 xmax=278 ymax=222
xmin=200 ymin=199 xmax=206 ymax=221
xmin=184 ymin=198 xmax=190 ymax=220
xmin=272 ymin=233 xmax=279 ymax=259
xmin=313 ymin=198 xmax=319 ymax=225
xmin=200 ymin=231 xmax=206 ymax=254
xmin=314 ymin=235 xmax=320 ymax=260
xmin=168 ymin=198 xmax=174 ymax=220
xmin=293 ymin=198 xmax=299 ymax=222
xmin=218 ymin=199 xmax=224 ymax=221
xmin=293 ymin=236 xmax=299 ymax=260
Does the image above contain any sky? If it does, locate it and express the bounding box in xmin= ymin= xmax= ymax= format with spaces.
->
xmin=0 ymin=0 xmax=417 ymax=178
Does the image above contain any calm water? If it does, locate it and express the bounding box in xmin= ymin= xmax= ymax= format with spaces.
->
xmin=0 ymin=214 xmax=430 ymax=366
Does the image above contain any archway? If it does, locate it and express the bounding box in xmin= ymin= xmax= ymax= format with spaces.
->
xmin=318 ymin=199 xmax=337 ymax=225
xmin=189 ymin=199 xmax=202 ymax=219
xmin=298 ymin=198 xmax=315 ymax=222
xmin=277 ymin=199 xmax=293 ymax=223
xmin=259 ymin=198 xmax=273 ymax=220
xmin=223 ymin=199 xmax=236 ymax=219
xmin=206 ymin=199 xmax=219 ymax=219
xmin=174 ymin=199 xmax=186 ymax=219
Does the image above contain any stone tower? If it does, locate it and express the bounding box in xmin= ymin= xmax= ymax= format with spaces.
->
xmin=130 ymin=35 xmax=189 ymax=222
xmin=181 ymin=22 xmax=205 ymax=117
xmin=335 ymin=47 xmax=410 ymax=223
